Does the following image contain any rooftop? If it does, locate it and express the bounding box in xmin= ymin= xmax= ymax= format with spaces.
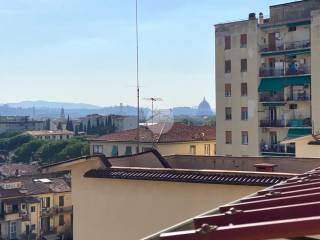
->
xmin=92 ymin=123 xmax=216 ymax=143
xmin=84 ymin=167 xmax=294 ymax=187
xmin=0 ymin=177 xmax=71 ymax=199
xmin=25 ymin=130 xmax=74 ymax=136
xmin=145 ymin=167 xmax=320 ymax=240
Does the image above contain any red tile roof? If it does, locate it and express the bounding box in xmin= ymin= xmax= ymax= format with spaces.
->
xmin=92 ymin=123 xmax=216 ymax=143
xmin=156 ymin=167 xmax=320 ymax=240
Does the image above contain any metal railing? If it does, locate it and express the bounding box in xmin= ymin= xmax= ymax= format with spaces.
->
xmin=259 ymin=94 xmax=284 ymax=102
xmin=260 ymin=118 xmax=311 ymax=128
xmin=286 ymin=94 xmax=311 ymax=101
xmin=260 ymin=39 xmax=310 ymax=53
xmin=260 ymin=144 xmax=295 ymax=154
xmin=260 ymin=64 xmax=311 ymax=77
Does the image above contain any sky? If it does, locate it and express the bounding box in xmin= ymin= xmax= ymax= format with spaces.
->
xmin=0 ymin=0 xmax=292 ymax=108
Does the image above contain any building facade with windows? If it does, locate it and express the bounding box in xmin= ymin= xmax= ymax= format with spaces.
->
xmin=25 ymin=130 xmax=74 ymax=141
xmin=216 ymin=0 xmax=320 ymax=157
xmin=90 ymin=123 xmax=216 ymax=157
xmin=0 ymin=177 xmax=72 ymax=240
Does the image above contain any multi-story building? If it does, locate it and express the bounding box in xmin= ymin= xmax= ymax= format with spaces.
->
xmin=0 ymin=116 xmax=44 ymax=134
xmin=90 ymin=123 xmax=216 ymax=157
xmin=25 ymin=130 xmax=74 ymax=141
xmin=215 ymin=0 xmax=320 ymax=157
xmin=0 ymin=177 xmax=72 ymax=240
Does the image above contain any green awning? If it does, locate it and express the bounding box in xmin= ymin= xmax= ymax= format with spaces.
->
xmin=285 ymin=75 xmax=311 ymax=85
xmin=262 ymin=103 xmax=286 ymax=107
xmin=288 ymin=128 xmax=312 ymax=138
xmin=258 ymin=76 xmax=311 ymax=92
xmin=258 ymin=78 xmax=284 ymax=92
xmin=286 ymin=50 xmax=310 ymax=56
xmin=287 ymin=20 xmax=311 ymax=27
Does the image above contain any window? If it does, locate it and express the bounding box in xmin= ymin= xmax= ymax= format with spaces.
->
xmin=21 ymin=204 xmax=26 ymax=210
xmin=31 ymin=206 xmax=36 ymax=212
xmin=46 ymin=197 xmax=50 ymax=208
xmin=190 ymin=145 xmax=196 ymax=155
xmin=225 ymin=36 xmax=231 ymax=50
xmin=225 ymin=107 xmax=232 ymax=120
xmin=241 ymin=59 xmax=247 ymax=72
xmin=125 ymin=146 xmax=132 ymax=155
xmin=225 ymin=131 xmax=232 ymax=144
xmin=240 ymin=34 xmax=247 ymax=48
xmin=288 ymin=26 xmax=296 ymax=32
xmin=241 ymin=107 xmax=248 ymax=121
xmin=241 ymin=131 xmax=249 ymax=145
xmin=10 ymin=222 xmax=16 ymax=239
xmin=142 ymin=147 xmax=152 ymax=152
xmin=59 ymin=215 xmax=64 ymax=226
xmin=31 ymin=224 xmax=36 ymax=231
xmin=111 ymin=145 xmax=118 ymax=157
xmin=225 ymin=60 xmax=231 ymax=73
xmin=225 ymin=84 xmax=231 ymax=97
xmin=92 ymin=145 xmax=103 ymax=154
xmin=59 ymin=196 xmax=64 ymax=207
xmin=26 ymin=225 xmax=30 ymax=235
xmin=204 ymin=144 xmax=211 ymax=156
xmin=241 ymin=83 xmax=248 ymax=96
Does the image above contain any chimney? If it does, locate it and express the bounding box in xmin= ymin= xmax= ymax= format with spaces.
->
xmin=248 ymin=13 xmax=256 ymax=20
xmin=259 ymin=12 xmax=264 ymax=24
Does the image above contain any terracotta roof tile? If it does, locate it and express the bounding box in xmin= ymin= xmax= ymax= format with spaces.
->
xmin=93 ymin=123 xmax=216 ymax=143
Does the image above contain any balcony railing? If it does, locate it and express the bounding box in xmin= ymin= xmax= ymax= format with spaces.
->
xmin=260 ymin=118 xmax=311 ymax=128
xmin=260 ymin=39 xmax=311 ymax=53
xmin=260 ymin=64 xmax=311 ymax=77
xmin=286 ymin=94 xmax=311 ymax=101
xmin=260 ymin=144 xmax=295 ymax=155
xmin=259 ymin=94 xmax=284 ymax=102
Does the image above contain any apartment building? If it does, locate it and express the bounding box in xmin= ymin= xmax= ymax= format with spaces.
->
xmin=0 ymin=116 xmax=44 ymax=134
xmin=0 ymin=177 xmax=72 ymax=240
xmin=90 ymin=123 xmax=216 ymax=157
xmin=216 ymin=0 xmax=320 ymax=157
xmin=25 ymin=130 xmax=74 ymax=141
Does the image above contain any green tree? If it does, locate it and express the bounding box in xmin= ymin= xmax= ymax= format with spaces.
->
xmin=57 ymin=122 xmax=63 ymax=130
xmin=87 ymin=120 xmax=92 ymax=135
xmin=13 ymin=140 xmax=44 ymax=163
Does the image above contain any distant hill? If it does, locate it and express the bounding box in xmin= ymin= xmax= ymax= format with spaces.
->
xmin=7 ymin=100 xmax=101 ymax=110
xmin=0 ymin=100 xmax=215 ymax=119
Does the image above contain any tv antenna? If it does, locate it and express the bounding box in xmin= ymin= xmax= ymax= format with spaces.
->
xmin=143 ymin=97 xmax=163 ymax=125
xmin=135 ymin=0 xmax=140 ymax=153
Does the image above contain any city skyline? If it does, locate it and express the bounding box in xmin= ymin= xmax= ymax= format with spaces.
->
xmin=0 ymin=0 xmax=289 ymax=108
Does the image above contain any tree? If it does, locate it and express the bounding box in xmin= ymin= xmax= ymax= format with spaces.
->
xmin=57 ymin=122 xmax=63 ymax=130
xmin=66 ymin=115 xmax=74 ymax=132
xmin=87 ymin=120 xmax=92 ymax=135
xmin=79 ymin=122 xmax=84 ymax=132
xmin=13 ymin=140 xmax=44 ymax=163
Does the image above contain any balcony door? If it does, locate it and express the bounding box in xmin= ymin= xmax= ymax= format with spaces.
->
xmin=270 ymin=132 xmax=277 ymax=145
xmin=268 ymin=33 xmax=276 ymax=51
xmin=269 ymin=107 xmax=277 ymax=125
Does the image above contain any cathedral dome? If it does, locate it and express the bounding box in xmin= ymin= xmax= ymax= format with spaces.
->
xmin=197 ymin=97 xmax=213 ymax=116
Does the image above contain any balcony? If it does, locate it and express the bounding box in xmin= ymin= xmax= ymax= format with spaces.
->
xmin=260 ymin=144 xmax=295 ymax=156
xmin=260 ymin=64 xmax=311 ymax=78
xmin=260 ymin=118 xmax=311 ymax=128
xmin=259 ymin=93 xmax=284 ymax=102
xmin=286 ymin=93 xmax=311 ymax=101
xmin=260 ymin=39 xmax=310 ymax=53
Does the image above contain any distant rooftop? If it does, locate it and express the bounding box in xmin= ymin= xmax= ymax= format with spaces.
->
xmin=92 ymin=123 xmax=216 ymax=143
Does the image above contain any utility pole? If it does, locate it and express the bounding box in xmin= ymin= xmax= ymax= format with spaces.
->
xmin=143 ymin=98 xmax=163 ymax=125
xmin=135 ymin=0 xmax=140 ymax=153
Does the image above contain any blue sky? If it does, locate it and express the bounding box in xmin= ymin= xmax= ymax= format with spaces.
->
xmin=0 ymin=0 xmax=291 ymax=108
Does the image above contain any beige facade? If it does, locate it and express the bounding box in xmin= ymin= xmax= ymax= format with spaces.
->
xmin=25 ymin=130 xmax=74 ymax=141
xmin=282 ymin=135 xmax=320 ymax=158
xmin=90 ymin=140 xmax=216 ymax=157
xmin=44 ymin=157 xmax=270 ymax=240
xmin=216 ymin=1 xmax=320 ymax=157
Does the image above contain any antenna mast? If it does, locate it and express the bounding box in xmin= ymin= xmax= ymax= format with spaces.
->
xmin=143 ymin=97 xmax=163 ymax=125
xmin=136 ymin=0 xmax=140 ymax=153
